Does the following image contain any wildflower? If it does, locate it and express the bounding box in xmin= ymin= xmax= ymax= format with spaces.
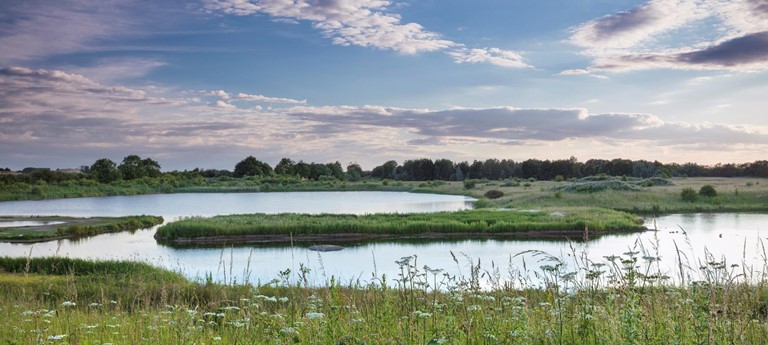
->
xmin=89 ymin=303 xmax=102 ymax=307
xmin=61 ymin=301 xmax=76 ymax=307
xmin=213 ymin=337 xmax=222 ymax=341
xmin=466 ymin=305 xmax=481 ymax=312
xmin=306 ymin=312 xmax=325 ymax=320
xmin=48 ymin=334 xmax=67 ymax=340
xmin=278 ymin=297 xmax=289 ymax=303
xmin=412 ymin=311 xmax=432 ymax=319
xmin=280 ymin=327 xmax=298 ymax=335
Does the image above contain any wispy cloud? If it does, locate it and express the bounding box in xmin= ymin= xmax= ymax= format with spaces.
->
xmin=205 ymin=89 xmax=307 ymax=108
xmin=567 ymin=0 xmax=768 ymax=72
xmin=203 ymin=0 xmax=529 ymax=68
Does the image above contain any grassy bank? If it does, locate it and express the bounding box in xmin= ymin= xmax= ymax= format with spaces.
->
xmin=415 ymin=177 xmax=768 ymax=214
xmin=2 ymin=255 xmax=768 ymax=344
xmin=3 ymin=176 xmax=766 ymax=216
xmin=0 ymin=175 xmax=416 ymax=201
xmin=0 ymin=215 xmax=163 ymax=242
xmin=154 ymin=208 xmax=645 ymax=244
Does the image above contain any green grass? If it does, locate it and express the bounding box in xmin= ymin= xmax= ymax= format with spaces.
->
xmin=0 ymin=215 xmax=163 ymax=241
xmin=417 ymin=177 xmax=768 ymax=214
xmin=154 ymin=208 xmax=644 ymax=243
xmin=2 ymin=252 xmax=768 ymax=344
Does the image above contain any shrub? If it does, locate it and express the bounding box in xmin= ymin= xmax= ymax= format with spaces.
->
xmin=554 ymin=175 xmax=565 ymax=182
xmin=463 ymin=180 xmax=476 ymax=189
xmin=484 ymin=190 xmax=504 ymax=199
xmin=699 ymin=185 xmax=717 ymax=197
xmin=681 ymin=188 xmax=698 ymax=202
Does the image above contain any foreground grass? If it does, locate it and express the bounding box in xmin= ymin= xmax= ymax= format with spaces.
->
xmin=0 ymin=215 xmax=163 ymax=242
xmin=154 ymin=208 xmax=644 ymax=244
xmin=2 ymin=256 xmax=768 ymax=344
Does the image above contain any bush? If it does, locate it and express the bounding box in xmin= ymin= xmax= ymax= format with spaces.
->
xmin=484 ymin=190 xmax=504 ymax=199
xmin=699 ymin=185 xmax=717 ymax=197
xmin=681 ymin=188 xmax=698 ymax=202
xmin=463 ymin=180 xmax=476 ymax=189
xmin=554 ymin=175 xmax=565 ymax=182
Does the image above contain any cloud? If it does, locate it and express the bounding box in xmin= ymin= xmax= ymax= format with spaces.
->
xmin=2 ymin=67 xmax=766 ymax=170
xmin=568 ymin=0 xmax=768 ymax=72
xmin=570 ymin=0 xmax=706 ymax=51
xmin=591 ymin=31 xmax=768 ymax=71
xmin=206 ymin=90 xmax=307 ymax=105
xmin=448 ymin=48 xmax=531 ymax=69
xmin=283 ymin=105 xmax=767 ymax=146
xmin=0 ymin=0 xmax=174 ymax=65
xmin=204 ymin=0 xmax=528 ymax=68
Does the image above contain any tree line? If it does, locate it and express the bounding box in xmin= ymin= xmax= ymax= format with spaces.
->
xmin=2 ymin=155 xmax=768 ymax=185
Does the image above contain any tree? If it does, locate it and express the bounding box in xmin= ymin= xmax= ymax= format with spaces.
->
xmin=233 ymin=156 xmax=272 ymax=178
xmin=371 ymin=160 xmax=398 ymax=180
xmin=141 ymin=158 xmax=162 ymax=178
xmin=434 ymin=159 xmax=454 ymax=181
xmin=119 ymin=155 xmax=145 ymax=180
xmin=325 ymin=161 xmax=345 ymax=180
xmin=346 ymin=163 xmax=363 ymax=182
xmin=274 ymin=158 xmax=296 ymax=175
xmin=90 ymin=158 xmax=120 ymax=183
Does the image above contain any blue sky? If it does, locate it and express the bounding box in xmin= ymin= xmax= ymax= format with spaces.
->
xmin=1 ymin=0 xmax=767 ymax=170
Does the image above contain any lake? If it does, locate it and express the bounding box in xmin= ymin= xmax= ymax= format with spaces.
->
xmin=1 ymin=192 xmax=766 ymax=288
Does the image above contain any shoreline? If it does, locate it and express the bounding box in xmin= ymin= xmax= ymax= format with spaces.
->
xmin=156 ymin=228 xmax=648 ymax=246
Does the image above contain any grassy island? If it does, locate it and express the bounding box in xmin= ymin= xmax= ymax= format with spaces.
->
xmin=154 ymin=208 xmax=645 ymax=245
xmin=0 ymin=215 xmax=163 ymax=242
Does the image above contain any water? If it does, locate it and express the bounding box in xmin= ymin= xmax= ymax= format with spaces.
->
xmin=0 ymin=221 xmax=66 ymax=228
xmin=0 ymin=193 xmax=766 ymax=287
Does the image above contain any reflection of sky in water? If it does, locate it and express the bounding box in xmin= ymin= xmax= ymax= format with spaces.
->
xmin=1 ymin=196 xmax=766 ymax=288
xmin=0 ymin=221 xmax=66 ymax=228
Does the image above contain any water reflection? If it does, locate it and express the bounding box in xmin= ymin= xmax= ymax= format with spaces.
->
xmin=1 ymin=192 xmax=766 ymax=288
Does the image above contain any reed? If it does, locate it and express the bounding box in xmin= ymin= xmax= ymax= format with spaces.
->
xmin=154 ymin=208 xmax=644 ymax=242
xmin=2 ymin=239 xmax=768 ymax=344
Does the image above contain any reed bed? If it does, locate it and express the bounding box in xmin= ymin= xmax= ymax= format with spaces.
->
xmin=154 ymin=208 xmax=645 ymax=241
xmin=2 ymin=242 xmax=768 ymax=344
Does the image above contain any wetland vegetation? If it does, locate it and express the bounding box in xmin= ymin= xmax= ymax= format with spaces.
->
xmin=0 ymin=215 xmax=163 ymax=242
xmin=154 ymin=208 xmax=645 ymax=245
xmin=2 ymin=249 xmax=768 ymax=344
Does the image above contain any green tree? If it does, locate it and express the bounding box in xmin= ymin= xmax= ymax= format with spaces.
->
xmin=141 ymin=157 xmax=161 ymax=178
xmin=233 ymin=156 xmax=272 ymax=178
xmin=274 ymin=158 xmax=296 ymax=175
xmin=118 ymin=155 xmax=144 ymax=180
xmin=346 ymin=163 xmax=363 ymax=182
xmin=90 ymin=158 xmax=121 ymax=183
xmin=326 ymin=161 xmax=346 ymax=180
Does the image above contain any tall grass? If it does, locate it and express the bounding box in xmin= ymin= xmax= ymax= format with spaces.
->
xmin=155 ymin=208 xmax=644 ymax=242
xmin=2 ymin=237 xmax=768 ymax=344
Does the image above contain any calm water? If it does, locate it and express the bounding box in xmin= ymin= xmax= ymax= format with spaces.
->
xmin=0 ymin=192 xmax=766 ymax=287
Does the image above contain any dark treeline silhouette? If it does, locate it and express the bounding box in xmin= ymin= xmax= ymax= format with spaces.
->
xmin=2 ymin=156 xmax=767 ymax=185
xmin=368 ymin=157 xmax=768 ymax=181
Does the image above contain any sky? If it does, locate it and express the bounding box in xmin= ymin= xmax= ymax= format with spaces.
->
xmin=1 ymin=0 xmax=767 ymax=171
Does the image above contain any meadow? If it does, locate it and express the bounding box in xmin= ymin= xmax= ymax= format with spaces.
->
xmin=2 ymin=248 xmax=768 ymax=344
